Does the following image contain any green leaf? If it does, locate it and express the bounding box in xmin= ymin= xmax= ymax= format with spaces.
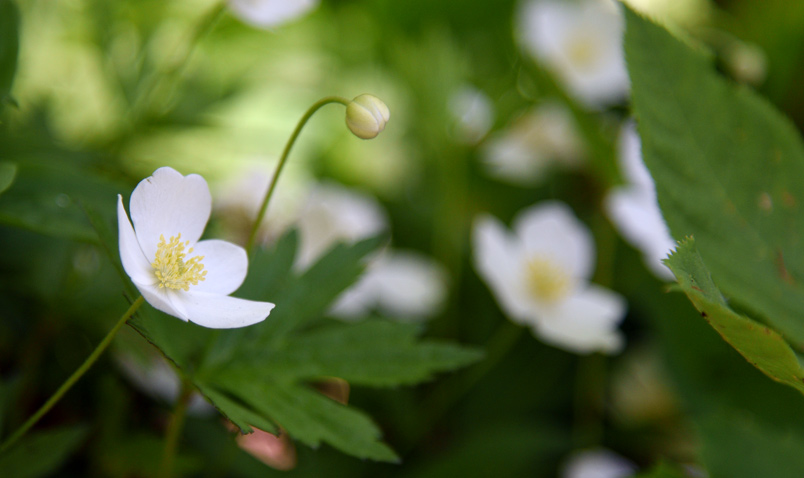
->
xmin=665 ymin=238 xmax=804 ymax=396
xmin=625 ymin=6 xmax=804 ymax=348
xmin=0 ymin=0 xmax=19 ymax=107
xmin=0 ymin=159 xmax=124 ymax=242
xmin=0 ymin=425 xmax=89 ymax=478
xmin=227 ymin=320 xmax=483 ymax=387
xmin=698 ymin=409 xmax=804 ymax=478
xmin=123 ymin=232 xmax=478 ymax=462
xmin=205 ymin=378 xmax=399 ymax=462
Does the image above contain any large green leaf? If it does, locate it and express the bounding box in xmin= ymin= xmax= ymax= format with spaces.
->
xmin=624 ymin=6 xmax=804 ymax=348
xmin=665 ymin=238 xmax=804 ymax=396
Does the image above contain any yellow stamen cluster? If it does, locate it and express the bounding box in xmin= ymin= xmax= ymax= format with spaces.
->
xmin=152 ymin=233 xmax=207 ymax=291
xmin=525 ymin=256 xmax=571 ymax=303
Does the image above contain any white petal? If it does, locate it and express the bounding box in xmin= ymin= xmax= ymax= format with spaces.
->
xmin=372 ymin=251 xmax=449 ymax=319
xmin=560 ymin=448 xmax=636 ymax=478
xmin=172 ymin=292 xmax=274 ymax=329
xmin=534 ymin=285 xmax=626 ymax=354
xmin=133 ymin=282 xmax=188 ymax=322
xmin=329 ymin=273 xmax=377 ymax=319
xmin=189 ymin=239 xmax=248 ymax=295
xmin=605 ymin=188 xmax=675 ymax=281
xmin=618 ymin=121 xmax=655 ymax=192
xmin=472 ymin=215 xmax=533 ymax=323
xmin=296 ymin=182 xmax=388 ymax=269
xmin=227 ymin=0 xmax=319 ymax=29
xmin=130 ymin=167 xmax=212 ymax=262
xmin=118 ymin=195 xmax=157 ymax=285
xmin=514 ymin=201 xmax=595 ymax=280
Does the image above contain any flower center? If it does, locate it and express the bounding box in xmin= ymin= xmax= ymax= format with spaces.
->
xmin=152 ymin=233 xmax=207 ymax=291
xmin=565 ymin=33 xmax=600 ymax=71
xmin=525 ymin=255 xmax=571 ymax=303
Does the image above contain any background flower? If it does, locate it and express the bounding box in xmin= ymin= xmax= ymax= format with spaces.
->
xmin=518 ymin=0 xmax=629 ymax=108
xmin=227 ymin=0 xmax=319 ymax=29
xmin=473 ymin=201 xmax=626 ymax=354
xmin=605 ymin=122 xmax=676 ymax=280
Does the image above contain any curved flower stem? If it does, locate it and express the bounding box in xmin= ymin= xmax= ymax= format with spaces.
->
xmin=245 ymin=96 xmax=350 ymax=254
xmin=0 ymin=295 xmax=145 ymax=453
xmin=158 ymin=378 xmax=194 ymax=478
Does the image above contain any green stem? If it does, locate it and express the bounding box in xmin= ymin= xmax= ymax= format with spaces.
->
xmin=0 ymin=295 xmax=145 ymax=453
xmin=245 ymin=96 xmax=350 ymax=253
xmin=158 ymin=379 xmax=194 ymax=478
xmin=131 ymin=2 xmax=226 ymax=121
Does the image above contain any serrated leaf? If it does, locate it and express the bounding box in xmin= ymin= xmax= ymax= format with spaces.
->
xmin=204 ymin=377 xmax=399 ymax=462
xmin=0 ymin=0 xmax=19 ymax=107
xmin=665 ymin=238 xmax=804 ymax=396
xmin=0 ymin=425 xmax=88 ymax=478
xmin=226 ymin=320 xmax=483 ymax=387
xmin=625 ymin=7 xmax=804 ymax=348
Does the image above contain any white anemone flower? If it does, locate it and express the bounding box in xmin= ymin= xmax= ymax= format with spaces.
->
xmin=227 ymin=0 xmax=319 ymax=30
xmin=295 ymin=182 xmax=388 ymax=270
xmin=473 ymin=202 xmax=626 ymax=354
xmin=519 ymin=0 xmax=629 ymax=108
xmin=605 ymin=122 xmax=676 ymax=280
xmin=330 ymin=250 xmax=448 ymax=320
xmin=560 ymin=448 xmax=636 ymax=478
xmin=482 ymin=102 xmax=584 ymax=185
xmin=118 ymin=167 xmax=275 ymax=329
xmin=448 ymin=85 xmax=495 ymax=145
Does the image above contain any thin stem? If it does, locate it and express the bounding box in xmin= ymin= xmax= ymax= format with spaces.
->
xmin=245 ymin=96 xmax=350 ymax=253
xmin=158 ymin=379 xmax=194 ymax=478
xmin=0 ymin=295 xmax=145 ymax=452
xmin=131 ymin=2 xmax=226 ymax=121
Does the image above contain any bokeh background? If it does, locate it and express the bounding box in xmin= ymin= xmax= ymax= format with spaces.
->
xmin=3 ymin=0 xmax=804 ymax=476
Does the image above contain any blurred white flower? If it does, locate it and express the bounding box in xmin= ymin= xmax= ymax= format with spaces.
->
xmin=227 ymin=0 xmax=319 ymax=29
xmin=116 ymin=352 xmax=214 ymax=415
xmin=295 ymin=182 xmax=388 ymax=269
xmin=330 ymin=250 xmax=449 ymax=320
xmin=345 ymin=94 xmax=391 ymax=140
xmin=118 ymin=167 xmax=275 ymax=328
xmin=605 ymin=122 xmax=676 ymax=280
xmin=561 ymin=448 xmax=636 ymax=478
xmin=519 ymin=0 xmax=629 ymax=108
xmin=448 ymin=85 xmax=495 ymax=144
xmin=482 ymin=102 xmax=584 ymax=185
xmin=473 ymin=202 xmax=626 ymax=354
xmin=215 ymin=164 xmax=311 ymax=246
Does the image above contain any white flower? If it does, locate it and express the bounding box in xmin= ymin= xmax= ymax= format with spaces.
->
xmin=295 ymin=182 xmax=388 ymax=269
xmin=118 ymin=167 xmax=275 ymax=328
xmin=330 ymin=250 xmax=448 ymax=320
xmin=482 ymin=102 xmax=585 ymax=185
xmin=345 ymin=94 xmax=391 ymax=140
xmin=561 ymin=448 xmax=636 ymax=478
xmin=116 ymin=352 xmax=214 ymax=415
xmin=519 ymin=0 xmax=629 ymax=108
xmin=473 ymin=202 xmax=626 ymax=354
xmin=227 ymin=0 xmax=319 ymax=29
xmin=605 ymin=122 xmax=675 ymax=280
xmin=448 ymin=85 xmax=494 ymax=145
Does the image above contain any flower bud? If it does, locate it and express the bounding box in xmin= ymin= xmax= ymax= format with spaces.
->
xmin=345 ymin=94 xmax=390 ymax=139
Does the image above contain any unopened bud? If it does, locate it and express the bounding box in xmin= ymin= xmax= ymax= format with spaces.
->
xmin=345 ymin=94 xmax=390 ymax=139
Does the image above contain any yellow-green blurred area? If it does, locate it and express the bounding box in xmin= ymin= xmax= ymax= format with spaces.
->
xmin=6 ymin=0 xmax=804 ymax=476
